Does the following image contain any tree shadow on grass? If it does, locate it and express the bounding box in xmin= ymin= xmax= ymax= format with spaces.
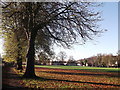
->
xmin=2 ymin=72 xmax=120 ymax=89
xmin=2 ymin=71 xmax=44 ymax=89
xmin=2 ymin=66 xmax=120 ymax=89
xmin=40 ymin=71 xmax=120 ymax=78
xmin=72 ymin=69 xmax=120 ymax=73
xmin=33 ymin=76 xmax=120 ymax=87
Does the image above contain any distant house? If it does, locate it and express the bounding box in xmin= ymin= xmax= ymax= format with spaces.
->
xmin=77 ymin=60 xmax=86 ymax=66
xmin=77 ymin=63 xmax=82 ymax=66
xmin=76 ymin=61 xmax=82 ymax=66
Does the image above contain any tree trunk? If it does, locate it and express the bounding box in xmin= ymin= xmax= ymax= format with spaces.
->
xmin=16 ymin=36 xmax=23 ymax=71
xmin=23 ymin=31 xmax=37 ymax=78
xmin=17 ymin=57 xmax=23 ymax=70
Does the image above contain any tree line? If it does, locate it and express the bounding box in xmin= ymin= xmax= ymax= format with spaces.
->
xmin=79 ymin=53 xmax=120 ymax=67
xmin=34 ymin=51 xmax=119 ymax=68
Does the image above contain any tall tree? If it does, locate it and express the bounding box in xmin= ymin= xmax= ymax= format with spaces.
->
xmin=2 ymin=2 xmax=28 ymax=70
xmin=2 ymin=2 xmax=103 ymax=78
xmin=57 ymin=51 xmax=67 ymax=61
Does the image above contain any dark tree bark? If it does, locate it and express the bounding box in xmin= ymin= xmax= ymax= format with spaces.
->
xmin=23 ymin=30 xmax=37 ymax=78
xmin=17 ymin=57 xmax=22 ymax=72
xmin=23 ymin=3 xmax=38 ymax=78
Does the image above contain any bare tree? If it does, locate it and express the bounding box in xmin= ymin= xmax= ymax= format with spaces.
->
xmin=57 ymin=51 xmax=67 ymax=61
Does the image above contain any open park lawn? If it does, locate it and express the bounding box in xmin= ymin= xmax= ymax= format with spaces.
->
xmin=2 ymin=66 xmax=120 ymax=89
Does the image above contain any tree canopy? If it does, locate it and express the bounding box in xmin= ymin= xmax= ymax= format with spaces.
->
xmin=1 ymin=2 xmax=103 ymax=78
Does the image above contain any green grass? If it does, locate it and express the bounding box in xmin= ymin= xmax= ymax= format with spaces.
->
xmin=35 ymin=65 xmax=120 ymax=73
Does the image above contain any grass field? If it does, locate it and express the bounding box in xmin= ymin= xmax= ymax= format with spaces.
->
xmin=35 ymin=65 xmax=120 ymax=73
xmin=12 ymin=65 xmax=119 ymax=89
xmin=3 ymin=65 xmax=120 ymax=89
